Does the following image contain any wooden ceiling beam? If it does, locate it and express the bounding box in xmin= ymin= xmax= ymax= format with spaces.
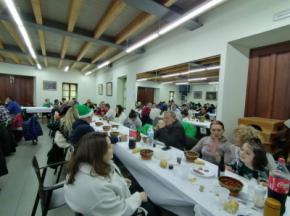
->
xmin=0 ymin=40 xmax=20 ymax=64
xmin=59 ymin=0 xmax=84 ymax=67
xmin=0 ymin=21 xmax=34 ymax=65
xmin=82 ymin=0 xmax=175 ymax=72
xmin=75 ymin=0 xmax=125 ymax=62
xmin=31 ymin=0 xmax=47 ymax=67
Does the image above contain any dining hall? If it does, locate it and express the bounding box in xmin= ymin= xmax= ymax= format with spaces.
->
xmin=0 ymin=0 xmax=290 ymax=215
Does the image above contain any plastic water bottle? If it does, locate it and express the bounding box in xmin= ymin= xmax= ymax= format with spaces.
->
xmin=147 ymin=126 xmax=154 ymax=146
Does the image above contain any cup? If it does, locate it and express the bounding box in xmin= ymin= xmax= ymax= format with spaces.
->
xmin=128 ymin=139 xmax=136 ymax=149
xmin=214 ymin=186 xmax=230 ymax=205
xmin=254 ymin=185 xmax=267 ymax=208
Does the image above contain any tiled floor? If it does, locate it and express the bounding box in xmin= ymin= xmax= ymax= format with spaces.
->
xmin=0 ymin=124 xmax=73 ymax=216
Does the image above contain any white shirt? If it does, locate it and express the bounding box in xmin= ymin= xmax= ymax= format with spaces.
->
xmin=149 ymin=108 xmax=161 ymax=121
xmin=64 ymin=163 xmax=141 ymax=216
xmin=105 ymin=108 xmax=116 ymax=120
xmin=114 ymin=112 xmax=126 ymax=124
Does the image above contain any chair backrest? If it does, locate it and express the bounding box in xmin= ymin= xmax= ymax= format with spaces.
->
xmin=32 ymin=156 xmax=44 ymax=186
xmin=181 ymin=121 xmax=197 ymax=139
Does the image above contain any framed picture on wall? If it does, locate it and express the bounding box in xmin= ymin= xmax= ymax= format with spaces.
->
xmin=106 ymin=82 xmax=112 ymax=96
xmin=206 ymin=91 xmax=217 ymax=100
xmin=193 ymin=91 xmax=202 ymax=99
xmin=43 ymin=80 xmax=57 ymax=91
xmin=98 ymin=84 xmax=103 ymax=95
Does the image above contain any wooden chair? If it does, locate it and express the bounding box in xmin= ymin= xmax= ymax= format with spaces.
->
xmin=31 ymin=156 xmax=66 ymax=216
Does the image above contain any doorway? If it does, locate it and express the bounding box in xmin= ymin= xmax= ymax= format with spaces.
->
xmin=245 ymin=41 xmax=290 ymax=120
xmin=137 ymin=87 xmax=154 ymax=105
xmin=0 ymin=74 xmax=34 ymax=105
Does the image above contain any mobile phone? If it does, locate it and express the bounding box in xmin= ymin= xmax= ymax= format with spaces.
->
xmin=162 ymin=146 xmax=171 ymax=151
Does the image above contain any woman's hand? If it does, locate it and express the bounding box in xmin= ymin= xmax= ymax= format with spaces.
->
xmin=139 ymin=192 xmax=148 ymax=202
xmin=124 ymin=178 xmax=132 ymax=187
xmin=225 ymin=165 xmax=233 ymax=172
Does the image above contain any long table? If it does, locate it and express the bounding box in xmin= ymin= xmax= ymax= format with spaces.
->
xmin=22 ymin=106 xmax=52 ymax=113
xmin=91 ymin=118 xmax=290 ymax=216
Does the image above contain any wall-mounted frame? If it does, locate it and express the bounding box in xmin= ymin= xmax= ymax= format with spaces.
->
xmin=98 ymin=84 xmax=103 ymax=95
xmin=43 ymin=80 xmax=57 ymax=91
xmin=106 ymin=82 xmax=112 ymax=96
xmin=206 ymin=91 xmax=217 ymax=100
xmin=193 ymin=91 xmax=202 ymax=99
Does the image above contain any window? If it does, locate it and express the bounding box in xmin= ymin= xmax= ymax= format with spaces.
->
xmin=62 ymin=82 xmax=78 ymax=101
xmin=169 ymin=91 xmax=175 ymax=101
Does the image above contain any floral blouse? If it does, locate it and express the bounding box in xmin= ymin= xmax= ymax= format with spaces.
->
xmin=229 ymin=159 xmax=268 ymax=182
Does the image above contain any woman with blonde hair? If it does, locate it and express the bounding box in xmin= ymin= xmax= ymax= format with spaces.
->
xmin=61 ymin=106 xmax=78 ymax=139
xmin=232 ymin=125 xmax=276 ymax=171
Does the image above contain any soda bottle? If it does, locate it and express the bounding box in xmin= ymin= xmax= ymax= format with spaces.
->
xmin=268 ymin=157 xmax=290 ymax=216
xmin=217 ymin=155 xmax=225 ymax=177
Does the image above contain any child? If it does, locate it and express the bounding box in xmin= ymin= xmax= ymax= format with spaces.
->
xmin=227 ymin=138 xmax=269 ymax=182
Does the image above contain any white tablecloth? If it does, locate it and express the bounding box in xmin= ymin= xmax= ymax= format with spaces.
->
xmin=184 ymin=119 xmax=211 ymax=129
xmin=114 ymin=140 xmax=270 ymax=216
xmin=22 ymin=106 xmax=52 ymax=113
xmin=92 ymin=118 xmax=289 ymax=216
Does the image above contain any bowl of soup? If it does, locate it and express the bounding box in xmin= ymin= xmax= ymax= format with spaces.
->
xmin=184 ymin=151 xmax=199 ymax=163
xmin=219 ymin=176 xmax=243 ymax=197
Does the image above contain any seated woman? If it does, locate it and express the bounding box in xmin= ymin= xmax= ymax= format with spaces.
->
xmin=181 ymin=109 xmax=191 ymax=121
xmin=191 ymin=120 xmax=234 ymax=165
xmin=227 ymin=138 xmax=268 ymax=182
xmin=232 ymin=125 xmax=276 ymax=171
xmin=114 ymin=105 xmax=126 ymax=124
xmin=64 ymin=132 xmax=149 ymax=216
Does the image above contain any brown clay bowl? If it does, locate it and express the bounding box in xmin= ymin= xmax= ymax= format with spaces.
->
xmin=219 ymin=176 xmax=243 ymax=197
xmin=110 ymin=131 xmax=120 ymax=137
xmin=102 ymin=125 xmax=111 ymax=132
xmin=184 ymin=151 xmax=199 ymax=163
xmin=111 ymin=124 xmax=119 ymax=129
xmin=140 ymin=149 xmax=153 ymax=160
xmin=95 ymin=122 xmax=103 ymax=126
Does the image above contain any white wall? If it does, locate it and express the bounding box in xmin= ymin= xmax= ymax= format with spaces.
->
xmin=0 ymin=63 xmax=97 ymax=106
xmin=94 ymin=0 xmax=290 ymax=134
xmin=184 ymin=84 xmax=219 ymax=106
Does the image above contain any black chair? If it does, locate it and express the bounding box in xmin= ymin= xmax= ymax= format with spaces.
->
xmin=31 ymin=156 xmax=66 ymax=216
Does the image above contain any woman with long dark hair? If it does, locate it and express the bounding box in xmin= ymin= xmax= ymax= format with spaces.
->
xmin=64 ymin=132 xmax=148 ymax=215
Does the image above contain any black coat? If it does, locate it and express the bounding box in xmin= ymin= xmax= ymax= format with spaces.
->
xmin=154 ymin=120 xmax=186 ymax=150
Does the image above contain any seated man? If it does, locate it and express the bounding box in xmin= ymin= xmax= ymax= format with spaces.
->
xmin=70 ymin=105 xmax=94 ymax=147
xmin=70 ymin=105 xmax=126 ymax=147
xmin=154 ymin=111 xmax=186 ymax=150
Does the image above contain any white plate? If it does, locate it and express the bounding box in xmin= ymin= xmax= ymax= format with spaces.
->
xmin=191 ymin=166 xmax=215 ymax=178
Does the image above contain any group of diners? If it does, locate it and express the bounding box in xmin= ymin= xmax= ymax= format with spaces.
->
xmin=41 ymin=97 xmax=289 ymax=216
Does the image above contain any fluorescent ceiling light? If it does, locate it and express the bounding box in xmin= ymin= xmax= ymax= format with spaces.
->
xmin=159 ymin=0 xmax=226 ymax=35
xmin=36 ymin=63 xmax=42 ymax=70
xmin=175 ymin=82 xmax=189 ymax=85
xmin=97 ymin=61 xmax=110 ymax=69
xmin=208 ymin=81 xmax=219 ymax=85
xmin=162 ymin=81 xmax=173 ymax=85
xmin=161 ymin=65 xmax=219 ymax=78
xmin=206 ymin=65 xmax=220 ymax=70
xmin=85 ymin=71 xmax=93 ymax=76
xmin=125 ymin=33 xmax=159 ymax=53
xmin=4 ymin=0 xmax=38 ymax=62
xmin=137 ymin=78 xmax=148 ymax=82
xmin=64 ymin=66 xmax=69 ymax=72
xmin=188 ymin=77 xmax=207 ymax=82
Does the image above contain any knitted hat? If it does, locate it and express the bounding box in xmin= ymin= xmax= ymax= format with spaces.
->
xmin=77 ymin=104 xmax=93 ymax=118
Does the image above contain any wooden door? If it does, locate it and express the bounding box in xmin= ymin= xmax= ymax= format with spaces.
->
xmin=245 ymin=41 xmax=290 ymax=120
xmin=0 ymin=74 xmax=34 ymax=106
xmin=137 ymin=87 xmax=154 ymax=105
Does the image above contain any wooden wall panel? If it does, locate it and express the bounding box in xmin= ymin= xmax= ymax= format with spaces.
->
xmin=0 ymin=74 xmax=34 ymax=106
xmin=245 ymin=41 xmax=290 ymax=120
